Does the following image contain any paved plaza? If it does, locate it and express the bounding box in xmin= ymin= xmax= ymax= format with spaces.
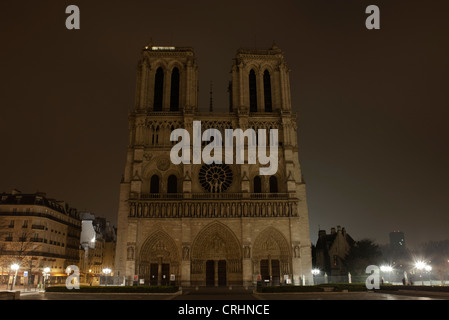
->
xmin=15 ymin=286 xmax=449 ymax=301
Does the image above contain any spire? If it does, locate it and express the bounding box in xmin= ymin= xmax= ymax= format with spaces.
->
xmin=144 ymin=38 xmax=153 ymax=50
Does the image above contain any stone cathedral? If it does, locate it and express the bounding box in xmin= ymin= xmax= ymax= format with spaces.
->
xmin=114 ymin=42 xmax=313 ymax=287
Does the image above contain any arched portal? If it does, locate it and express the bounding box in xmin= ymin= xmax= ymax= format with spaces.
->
xmin=190 ymin=221 xmax=242 ymax=286
xmin=252 ymin=227 xmax=291 ymax=286
xmin=138 ymin=230 xmax=180 ymax=285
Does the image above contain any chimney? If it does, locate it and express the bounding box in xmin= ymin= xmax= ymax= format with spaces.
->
xmin=318 ymin=230 xmax=326 ymax=237
xmin=330 ymin=227 xmax=336 ymax=234
xmin=337 ymin=225 xmax=342 ymax=233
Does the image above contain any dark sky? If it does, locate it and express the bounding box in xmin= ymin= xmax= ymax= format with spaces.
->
xmin=1 ymin=0 xmax=448 ymax=249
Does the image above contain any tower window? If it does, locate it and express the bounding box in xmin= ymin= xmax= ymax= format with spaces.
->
xmin=263 ymin=70 xmax=272 ymax=112
xmin=153 ymin=67 xmax=164 ymax=111
xmin=170 ymin=67 xmax=180 ymax=111
xmin=167 ymin=175 xmax=177 ymax=193
xmin=150 ymin=175 xmax=160 ymax=193
xmin=249 ymin=69 xmax=257 ymax=112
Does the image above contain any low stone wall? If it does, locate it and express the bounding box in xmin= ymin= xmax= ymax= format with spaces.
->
xmin=0 ymin=291 xmax=20 ymax=300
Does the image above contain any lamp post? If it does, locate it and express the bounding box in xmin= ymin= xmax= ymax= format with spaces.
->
xmin=10 ymin=264 xmax=19 ymax=290
xmin=380 ymin=265 xmax=393 ymax=284
xmin=102 ymin=268 xmax=111 ymax=286
xmin=415 ymin=261 xmax=426 ymax=286
xmin=425 ymin=265 xmax=432 ymax=286
xmin=43 ymin=267 xmax=50 ymax=290
xmin=311 ymin=268 xmax=320 ymax=285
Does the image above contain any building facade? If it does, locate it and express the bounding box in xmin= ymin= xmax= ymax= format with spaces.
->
xmin=315 ymin=226 xmax=355 ymax=277
xmin=0 ymin=190 xmax=81 ymax=287
xmin=115 ymin=43 xmax=313 ymax=286
xmin=79 ymin=212 xmax=116 ymax=285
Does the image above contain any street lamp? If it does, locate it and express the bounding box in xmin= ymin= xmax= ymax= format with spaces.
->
xmin=43 ymin=267 xmax=50 ymax=290
xmin=380 ymin=265 xmax=393 ymax=283
xmin=415 ymin=261 xmax=426 ymax=270
xmin=102 ymin=268 xmax=111 ymax=286
xmin=415 ymin=261 xmax=430 ymax=285
xmin=425 ymin=265 xmax=432 ymax=286
xmin=10 ymin=264 xmax=19 ymax=290
xmin=311 ymin=268 xmax=320 ymax=285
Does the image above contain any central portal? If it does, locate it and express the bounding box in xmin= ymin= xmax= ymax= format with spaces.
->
xmin=205 ymin=260 xmax=227 ymax=286
xmin=190 ymin=222 xmax=242 ymax=286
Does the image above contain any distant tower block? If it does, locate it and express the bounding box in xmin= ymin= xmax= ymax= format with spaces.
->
xmin=389 ymin=230 xmax=406 ymax=251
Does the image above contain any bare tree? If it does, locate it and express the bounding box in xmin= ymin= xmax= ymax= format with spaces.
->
xmin=0 ymin=217 xmax=42 ymax=289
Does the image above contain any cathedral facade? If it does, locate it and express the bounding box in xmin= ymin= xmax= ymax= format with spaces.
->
xmin=114 ymin=42 xmax=313 ymax=287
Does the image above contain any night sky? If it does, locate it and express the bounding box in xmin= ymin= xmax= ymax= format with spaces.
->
xmin=1 ymin=0 xmax=448 ymax=249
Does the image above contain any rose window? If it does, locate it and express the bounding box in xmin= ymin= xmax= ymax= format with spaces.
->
xmin=198 ymin=164 xmax=233 ymax=193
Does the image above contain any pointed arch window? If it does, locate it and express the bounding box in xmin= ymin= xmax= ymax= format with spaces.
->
xmin=249 ymin=69 xmax=257 ymax=112
xmin=269 ymin=176 xmax=278 ymax=193
xmin=254 ymin=176 xmax=262 ymax=193
xmin=150 ymin=175 xmax=160 ymax=194
xmin=263 ymin=70 xmax=272 ymax=112
xmin=170 ymin=67 xmax=180 ymax=111
xmin=153 ymin=67 xmax=164 ymax=111
xmin=167 ymin=175 xmax=177 ymax=194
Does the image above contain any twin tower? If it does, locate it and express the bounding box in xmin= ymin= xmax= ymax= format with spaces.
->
xmin=114 ymin=42 xmax=313 ymax=287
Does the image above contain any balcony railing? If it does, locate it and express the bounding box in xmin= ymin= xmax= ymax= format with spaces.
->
xmin=128 ymin=195 xmax=298 ymax=219
xmin=135 ymin=192 xmax=290 ymax=200
xmin=31 ymin=225 xmax=45 ymax=230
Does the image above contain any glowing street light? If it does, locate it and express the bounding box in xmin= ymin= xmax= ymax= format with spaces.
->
xmin=415 ymin=261 xmax=431 ymax=286
xmin=380 ymin=265 xmax=393 ymax=283
xmin=415 ymin=261 xmax=426 ymax=270
xmin=10 ymin=264 xmax=19 ymax=290
xmin=103 ymin=268 xmax=112 ymax=286
xmin=380 ymin=265 xmax=393 ymax=272
xmin=311 ymin=268 xmax=320 ymax=285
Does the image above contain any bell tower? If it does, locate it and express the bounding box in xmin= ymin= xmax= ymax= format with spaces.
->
xmin=230 ymin=43 xmax=291 ymax=113
xmin=134 ymin=42 xmax=199 ymax=112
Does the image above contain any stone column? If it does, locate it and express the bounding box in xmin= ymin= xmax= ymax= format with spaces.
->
xmin=157 ymin=258 xmax=162 ymax=286
xmin=258 ymin=69 xmax=264 ymax=112
xmin=242 ymin=245 xmax=252 ymax=288
xmin=163 ymin=69 xmax=171 ymax=111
